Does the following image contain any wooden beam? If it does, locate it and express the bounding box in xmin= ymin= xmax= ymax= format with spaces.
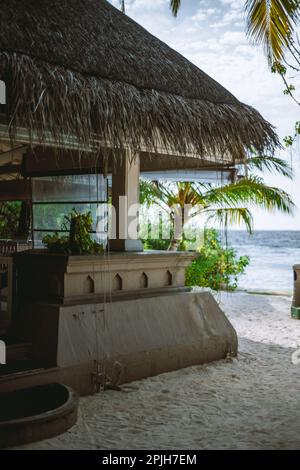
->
xmin=139 ymin=151 xmax=235 ymax=172
xmin=0 ymin=164 xmax=22 ymax=176
xmin=23 ymin=147 xmax=107 ymax=176
xmin=0 ymin=180 xmax=31 ymax=201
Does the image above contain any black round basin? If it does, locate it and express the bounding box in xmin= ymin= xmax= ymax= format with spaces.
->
xmin=0 ymin=383 xmax=79 ymax=448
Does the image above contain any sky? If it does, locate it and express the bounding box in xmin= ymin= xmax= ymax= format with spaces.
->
xmin=110 ymin=0 xmax=300 ymax=230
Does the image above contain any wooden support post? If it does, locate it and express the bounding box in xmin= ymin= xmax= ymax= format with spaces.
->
xmin=110 ymin=151 xmax=143 ymax=252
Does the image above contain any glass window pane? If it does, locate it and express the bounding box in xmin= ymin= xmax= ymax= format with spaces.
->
xmin=31 ymin=174 xmax=108 ymax=247
xmin=32 ymin=174 xmax=107 ymax=203
xmin=33 ymin=203 xmax=107 ymax=232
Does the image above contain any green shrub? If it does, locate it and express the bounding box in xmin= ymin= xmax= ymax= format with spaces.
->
xmin=143 ymin=237 xmax=171 ymax=251
xmin=141 ymin=216 xmax=172 ymax=251
xmin=185 ymin=229 xmax=249 ymax=291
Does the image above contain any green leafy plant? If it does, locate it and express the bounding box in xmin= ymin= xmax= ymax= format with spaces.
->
xmin=185 ymin=229 xmax=249 ymax=291
xmin=42 ymin=210 xmax=104 ymax=255
xmin=143 ymin=237 xmax=171 ymax=251
xmin=42 ymin=233 xmax=69 ymax=254
xmin=0 ymin=202 xmax=21 ymax=238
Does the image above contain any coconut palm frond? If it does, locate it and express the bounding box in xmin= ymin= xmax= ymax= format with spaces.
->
xmin=247 ymin=155 xmax=293 ymax=178
xmin=140 ymin=179 xmax=158 ymax=206
xmin=245 ymin=0 xmax=300 ymax=64
xmin=170 ymin=0 xmax=181 ymax=17
xmin=203 ymin=177 xmax=295 ymax=214
xmin=206 ymin=208 xmax=254 ymax=234
xmin=140 ymin=180 xmax=178 ymax=210
xmin=142 ymin=178 xmax=294 ymax=215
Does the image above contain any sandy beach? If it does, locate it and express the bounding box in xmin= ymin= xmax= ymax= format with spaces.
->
xmin=19 ymin=292 xmax=300 ymax=450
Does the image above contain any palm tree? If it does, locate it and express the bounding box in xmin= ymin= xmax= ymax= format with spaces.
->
xmin=245 ymin=0 xmax=300 ymax=64
xmin=140 ymin=155 xmax=294 ymax=251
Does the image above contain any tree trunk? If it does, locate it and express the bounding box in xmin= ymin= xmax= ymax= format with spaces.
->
xmin=168 ymin=238 xmax=181 ymax=251
xmin=168 ymin=207 xmax=185 ymax=251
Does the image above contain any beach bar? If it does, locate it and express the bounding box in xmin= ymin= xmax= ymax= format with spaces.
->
xmin=0 ymin=0 xmax=278 ymax=395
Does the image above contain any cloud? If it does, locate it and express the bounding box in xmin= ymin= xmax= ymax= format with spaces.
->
xmin=209 ymin=0 xmax=245 ymax=29
xmin=191 ymin=8 xmax=218 ymax=23
xmin=126 ymin=0 xmax=167 ymax=12
xmin=219 ymin=31 xmax=247 ymax=46
xmin=220 ymin=0 xmax=242 ymax=9
xmin=111 ymin=0 xmax=167 ymax=12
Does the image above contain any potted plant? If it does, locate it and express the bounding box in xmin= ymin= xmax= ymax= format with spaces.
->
xmin=42 ymin=210 xmax=104 ymax=255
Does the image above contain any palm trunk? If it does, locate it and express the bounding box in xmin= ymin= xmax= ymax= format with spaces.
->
xmin=168 ymin=238 xmax=181 ymax=251
xmin=168 ymin=207 xmax=185 ymax=251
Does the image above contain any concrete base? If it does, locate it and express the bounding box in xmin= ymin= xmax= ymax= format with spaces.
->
xmin=14 ymin=291 xmax=237 ymax=395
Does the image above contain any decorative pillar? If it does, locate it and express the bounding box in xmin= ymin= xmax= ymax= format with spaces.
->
xmin=110 ymin=151 xmax=144 ymax=252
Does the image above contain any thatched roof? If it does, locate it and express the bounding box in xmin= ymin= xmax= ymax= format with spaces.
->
xmin=0 ymin=0 xmax=279 ymax=161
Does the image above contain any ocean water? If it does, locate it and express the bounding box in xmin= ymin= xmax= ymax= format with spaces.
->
xmin=227 ymin=231 xmax=300 ymax=294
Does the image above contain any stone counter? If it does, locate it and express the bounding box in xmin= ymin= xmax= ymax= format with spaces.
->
xmin=14 ymin=250 xmax=197 ymax=304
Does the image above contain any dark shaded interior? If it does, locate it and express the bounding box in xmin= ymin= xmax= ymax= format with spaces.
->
xmin=0 ymin=383 xmax=69 ymax=421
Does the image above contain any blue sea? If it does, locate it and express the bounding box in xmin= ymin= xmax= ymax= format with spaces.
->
xmin=227 ymin=231 xmax=300 ymax=294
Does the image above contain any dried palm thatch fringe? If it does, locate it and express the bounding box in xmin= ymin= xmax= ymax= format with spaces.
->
xmin=0 ymin=0 xmax=279 ymax=162
xmin=0 ymin=52 xmax=279 ymax=161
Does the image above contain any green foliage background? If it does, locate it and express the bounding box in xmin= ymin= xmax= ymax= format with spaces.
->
xmin=185 ymin=229 xmax=249 ymax=291
xmin=0 ymin=202 xmax=21 ymax=238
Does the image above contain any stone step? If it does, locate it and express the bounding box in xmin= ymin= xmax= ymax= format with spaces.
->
xmin=0 ymin=361 xmax=44 ymax=378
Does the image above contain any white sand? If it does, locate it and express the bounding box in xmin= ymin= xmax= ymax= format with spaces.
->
xmin=20 ymin=292 xmax=300 ymax=450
